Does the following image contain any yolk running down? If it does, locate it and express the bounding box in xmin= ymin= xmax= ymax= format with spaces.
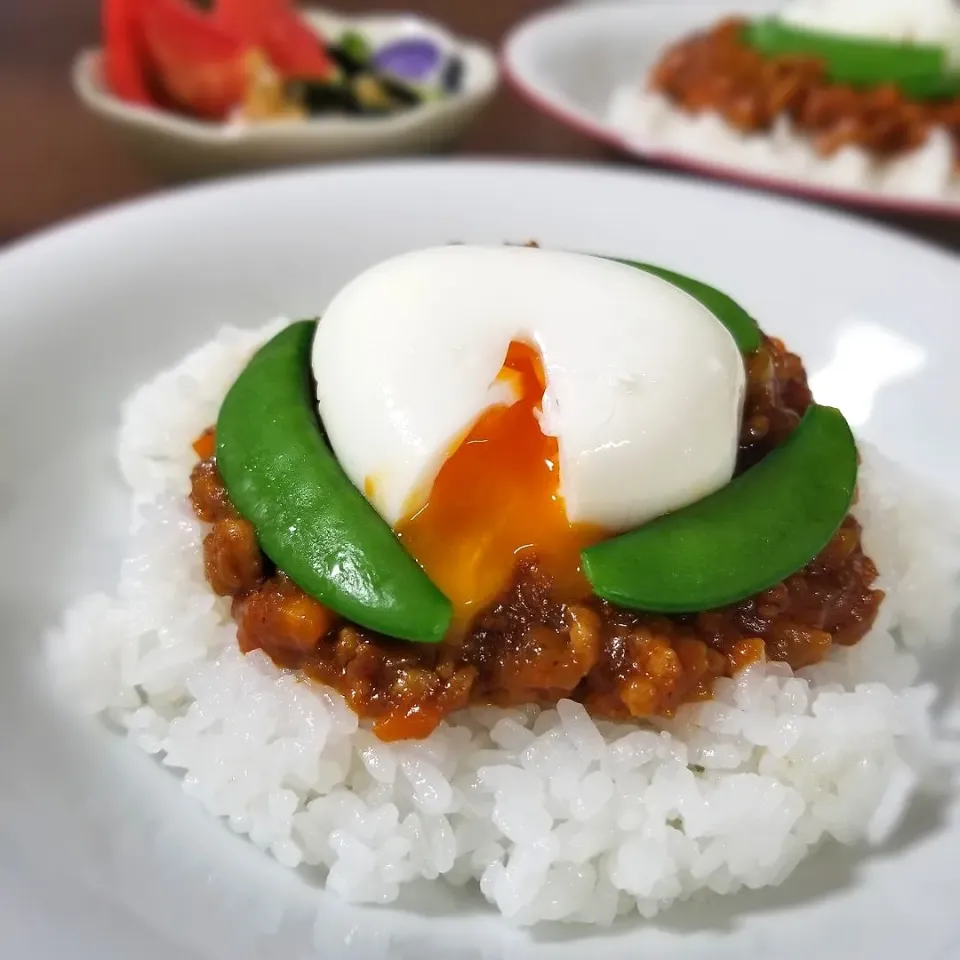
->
xmin=395 ymin=341 xmax=606 ymax=634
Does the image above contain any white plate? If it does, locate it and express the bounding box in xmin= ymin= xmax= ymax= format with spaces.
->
xmin=2 ymin=160 xmax=959 ymax=959
xmin=502 ymin=2 xmax=960 ymax=218
xmin=73 ymin=8 xmax=498 ymax=179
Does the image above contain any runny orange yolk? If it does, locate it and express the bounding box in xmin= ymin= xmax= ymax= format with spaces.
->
xmin=394 ymin=341 xmax=606 ymax=633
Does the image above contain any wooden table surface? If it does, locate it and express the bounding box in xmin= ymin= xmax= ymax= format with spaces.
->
xmin=3 ymin=0 xmax=960 ymax=252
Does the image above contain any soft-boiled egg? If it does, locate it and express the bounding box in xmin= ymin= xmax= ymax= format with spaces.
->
xmin=313 ymin=246 xmax=745 ymax=627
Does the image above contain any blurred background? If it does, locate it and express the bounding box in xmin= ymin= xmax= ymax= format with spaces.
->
xmin=3 ymin=0 xmax=959 ymax=249
xmin=3 ymin=1 xmax=581 ymax=240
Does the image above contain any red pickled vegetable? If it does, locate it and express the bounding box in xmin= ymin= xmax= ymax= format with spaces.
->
xmin=216 ymin=0 xmax=335 ymax=79
xmin=139 ymin=0 xmax=252 ymax=119
xmin=101 ymin=0 xmax=154 ymax=105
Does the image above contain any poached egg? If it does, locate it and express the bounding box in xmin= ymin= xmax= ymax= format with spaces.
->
xmin=313 ymin=246 xmax=745 ymax=625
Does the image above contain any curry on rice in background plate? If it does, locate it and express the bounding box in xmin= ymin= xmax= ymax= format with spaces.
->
xmin=49 ymin=246 xmax=960 ymax=923
xmin=608 ymin=0 xmax=960 ymax=202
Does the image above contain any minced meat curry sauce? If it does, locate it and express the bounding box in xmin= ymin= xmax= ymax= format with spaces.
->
xmin=651 ymin=18 xmax=960 ymax=161
xmin=190 ymin=334 xmax=882 ymax=742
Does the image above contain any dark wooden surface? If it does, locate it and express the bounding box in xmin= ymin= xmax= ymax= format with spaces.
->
xmin=2 ymin=0 xmax=959 ymax=252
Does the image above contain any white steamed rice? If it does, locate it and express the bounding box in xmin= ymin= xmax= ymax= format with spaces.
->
xmin=47 ymin=320 xmax=960 ymax=925
xmin=607 ymin=87 xmax=960 ymax=206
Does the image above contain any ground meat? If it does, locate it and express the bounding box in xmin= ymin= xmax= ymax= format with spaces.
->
xmin=189 ymin=336 xmax=883 ymax=741
xmin=190 ymin=459 xmax=236 ymax=523
xmin=235 ymin=574 xmax=333 ymax=658
xmin=204 ymin=517 xmax=263 ymax=596
xmin=650 ymin=18 xmax=960 ymax=160
xmin=738 ymin=334 xmax=810 ymax=471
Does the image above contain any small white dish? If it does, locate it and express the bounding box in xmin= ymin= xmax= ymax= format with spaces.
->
xmin=502 ymin=2 xmax=960 ymax=218
xmin=73 ymin=8 xmax=499 ymax=179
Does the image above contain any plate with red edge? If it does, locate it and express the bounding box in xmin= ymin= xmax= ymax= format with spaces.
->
xmin=2 ymin=158 xmax=960 ymax=959
xmin=73 ymin=6 xmax=498 ymax=179
xmin=502 ymin=1 xmax=960 ymax=219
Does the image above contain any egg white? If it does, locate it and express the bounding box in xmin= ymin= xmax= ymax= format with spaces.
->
xmin=312 ymin=246 xmax=745 ymax=532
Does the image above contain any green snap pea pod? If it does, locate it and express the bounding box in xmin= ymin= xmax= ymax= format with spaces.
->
xmin=216 ymin=321 xmax=452 ymax=643
xmin=608 ymin=258 xmax=762 ymax=353
xmin=744 ymin=19 xmax=960 ymax=100
xmin=582 ymin=404 xmax=857 ymax=613
xmin=899 ymin=71 xmax=960 ymax=100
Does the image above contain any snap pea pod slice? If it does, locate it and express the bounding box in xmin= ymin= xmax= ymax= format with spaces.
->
xmin=900 ymin=71 xmax=960 ymax=100
xmin=609 ymin=258 xmax=762 ymax=353
xmin=582 ymin=404 xmax=857 ymax=613
xmin=744 ymin=19 xmax=960 ymax=100
xmin=216 ymin=320 xmax=452 ymax=643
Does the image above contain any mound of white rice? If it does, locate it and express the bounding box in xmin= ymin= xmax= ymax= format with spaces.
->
xmin=607 ymin=87 xmax=960 ymax=206
xmin=47 ymin=321 xmax=960 ymax=925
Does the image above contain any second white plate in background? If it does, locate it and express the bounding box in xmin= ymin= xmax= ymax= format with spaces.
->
xmin=503 ymin=2 xmax=960 ymax=218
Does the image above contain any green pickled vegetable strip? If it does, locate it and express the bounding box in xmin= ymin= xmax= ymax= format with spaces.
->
xmin=338 ymin=30 xmax=372 ymax=65
xmin=744 ymin=18 xmax=960 ymax=99
xmin=582 ymin=404 xmax=857 ymax=613
xmin=216 ymin=321 xmax=452 ymax=643
xmin=610 ymin=258 xmax=762 ymax=353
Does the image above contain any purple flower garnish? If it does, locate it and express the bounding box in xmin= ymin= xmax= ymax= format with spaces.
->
xmin=373 ymin=38 xmax=443 ymax=84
